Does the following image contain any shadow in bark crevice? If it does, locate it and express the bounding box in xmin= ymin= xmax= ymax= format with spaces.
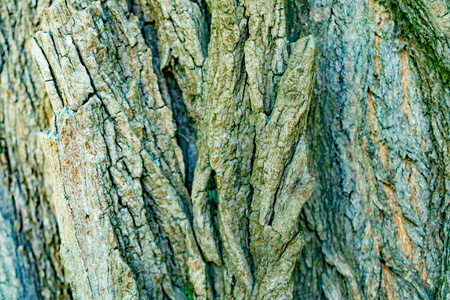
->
xmin=163 ymin=69 xmax=198 ymax=194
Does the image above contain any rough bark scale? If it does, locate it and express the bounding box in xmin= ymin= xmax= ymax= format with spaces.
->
xmin=0 ymin=0 xmax=70 ymax=298
xmin=290 ymin=0 xmax=450 ymax=299
xmin=34 ymin=1 xmax=209 ymax=298
xmin=1 ymin=0 xmax=450 ymax=299
xmin=30 ymin=0 xmax=317 ymax=298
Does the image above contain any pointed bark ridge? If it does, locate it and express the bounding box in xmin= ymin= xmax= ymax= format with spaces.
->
xmin=188 ymin=0 xmax=318 ymax=297
xmin=250 ymin=37 xmax=317 ymax=300
xmin=31 ymin=0 xmax=318 ymax=299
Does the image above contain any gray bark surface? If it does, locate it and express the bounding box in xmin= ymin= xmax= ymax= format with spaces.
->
xmin=291 ymin=0 xmax=450 ymax=299
xmin=0 ymin=0 xmax=70 ymax=298
xmin=0 ymin=0 xmax=449 ymax=299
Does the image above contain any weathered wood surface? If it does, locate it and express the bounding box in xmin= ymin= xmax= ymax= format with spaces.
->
xmin=292 ymin=0 xmax=450 ymax=298
xmin=0 ymin=0 xmax=70 ymax=298
xmin=0 ymin=0 xmax=449 ymax=299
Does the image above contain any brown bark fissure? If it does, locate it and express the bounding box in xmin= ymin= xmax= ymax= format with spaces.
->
xmin=380 ymin=2 xmax=450 ymax=298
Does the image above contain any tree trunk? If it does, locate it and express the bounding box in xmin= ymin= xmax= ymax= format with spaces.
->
xmin=0 ymin=0 xmax=449 ymax=299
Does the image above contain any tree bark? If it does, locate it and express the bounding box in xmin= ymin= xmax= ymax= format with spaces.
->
xmin=1 ymin=0 xmax=450 ymax=299
xmin=0 ymin=0 xmax=70 ymax=298
xmin=288 ymin=0 xmax=450 ymax=299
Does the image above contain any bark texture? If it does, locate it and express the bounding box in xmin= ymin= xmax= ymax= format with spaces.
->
xmin=31 ymin=0 xmax=317 ymax=299
xmin=290 ymin=0 xmax=450 ymax=299
xmin=0 ymin=0 xmax=70 ymax=298
xmin=1 ymin=0 xmax=450 ymax=299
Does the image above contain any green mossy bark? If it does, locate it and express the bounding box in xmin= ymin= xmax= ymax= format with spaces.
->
xmin=1 ymin=0 xmax=450 ymax=299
